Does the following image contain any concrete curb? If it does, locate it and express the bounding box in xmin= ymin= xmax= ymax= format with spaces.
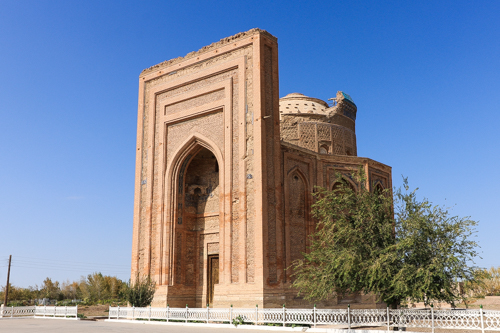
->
xmin=106 ymin=319 xmax=307 ymax=331
xmin=34 ymin=316 xmax=80 ymax=320
xmin=0 ymin=317 xmax=79 ymax=321
xmin=104 ymin=319 xmax=424 ymax=333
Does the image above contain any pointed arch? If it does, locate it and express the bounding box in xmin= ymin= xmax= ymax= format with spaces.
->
xmin=286 ymin=165 xmax=310 ymax=190
xmin=374 ymin=182 xmax=384 ymax=194
xmin=331 ymin=175 xmax=357 ymax=193
xmin=166 ymin=133 xmax=224 ymax=182
xmin=161 ymin=133 xmax=225 ymax=287
xmin=284 ymin=166 xmax=311 ymax=282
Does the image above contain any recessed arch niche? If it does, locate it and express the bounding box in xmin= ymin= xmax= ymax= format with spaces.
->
xmin=171 ymin=144 xmax=222 ymax=306
xmin=285 ymin=168 xmax=309 ymax=281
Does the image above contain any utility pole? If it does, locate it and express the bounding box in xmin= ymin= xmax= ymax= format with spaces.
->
xmin=4 ymin=255 xmax=11 ymax=306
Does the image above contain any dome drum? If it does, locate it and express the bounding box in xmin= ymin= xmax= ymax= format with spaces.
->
xmin=279 ymin=91 xmax=358 ymax=156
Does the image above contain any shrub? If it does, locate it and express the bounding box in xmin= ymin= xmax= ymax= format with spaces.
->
xmin=125 ymin=275 xmax=156 ymax=307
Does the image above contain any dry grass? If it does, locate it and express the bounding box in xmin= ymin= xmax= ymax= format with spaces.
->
xmin=77 ymin=304 xmax=110 ymax=318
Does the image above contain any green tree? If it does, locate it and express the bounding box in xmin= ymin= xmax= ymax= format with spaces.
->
xmin=41 ymin=278 xmax=62 ymax=300
xmin=125 ymin=275 xmax=156 ymax=307
xmin=291 ymin=171 xmax=394 ymax=303
xmin=77 ymin=273 xmax=127 ymax=303
xmin=103 ymin=275 xmax=127 ymax=300
xmin=292 ymin=172 xmax=481 ymax=307
xmin=86 ymin=272 xmax=108 ymax=301
xmin=61 ymin=280 xmax=79 ymax=300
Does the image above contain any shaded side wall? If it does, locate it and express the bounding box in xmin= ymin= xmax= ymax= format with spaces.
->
xmin=261 ymin=142 xmax=392 ymax=309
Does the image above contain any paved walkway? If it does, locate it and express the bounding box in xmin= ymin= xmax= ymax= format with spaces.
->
xmin=0 ymin=318 xmax=300 ymax=333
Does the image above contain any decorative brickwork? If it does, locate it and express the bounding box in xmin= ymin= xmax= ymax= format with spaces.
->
xmin=287 ymin=171 xmax=307 ymax=281
xmin=265 ymin=44 xmax=278 ymax=284
xmin=164 ymin=89 xmax=225 ymax=115
xmin=131 ymin=29 xmax=392 ymax=309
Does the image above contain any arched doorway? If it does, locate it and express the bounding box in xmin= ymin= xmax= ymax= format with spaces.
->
xmin=173 ymin=146 xmax=221 ymax=306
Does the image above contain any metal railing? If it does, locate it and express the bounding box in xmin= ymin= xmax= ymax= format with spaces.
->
xmin=0 ymin=305 xmax=78 ymax=319
xmin=108 ymin=305 xmax=500 ymax=332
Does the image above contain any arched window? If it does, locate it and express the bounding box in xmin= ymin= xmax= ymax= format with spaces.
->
xmin=332 ymin=178 xmax=355 ymax=193
xmin=319 ymin=145 xmax=329 ymax=154
xmin=374 ymin=183 xmax=384 ymax=194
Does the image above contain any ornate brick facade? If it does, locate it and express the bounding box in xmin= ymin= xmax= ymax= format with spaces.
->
xmin=131 ymin=29 xmax=392 ymax=309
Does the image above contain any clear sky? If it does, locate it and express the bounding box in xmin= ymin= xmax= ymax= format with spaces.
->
xmin=1 ymin=0 xmax=499 ymax=288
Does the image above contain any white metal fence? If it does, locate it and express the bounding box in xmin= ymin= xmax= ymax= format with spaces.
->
xmin=108 ymin=305 xmax=500 ymax=332
xmin=0 ymin=305 xmax=78 ymax=319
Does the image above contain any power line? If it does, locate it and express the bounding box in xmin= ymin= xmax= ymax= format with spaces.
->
xmin=11 ymin=263 xmax=129 ymax=272
xmin=11 ymin=260 xmax=129 ymax=270
xmin=14 ymin=255 xmax=129 ymax=268
xmin=11 ymin=264 xmax=129 ymax=274
xmin=12 ymin=259 xmax=130 ymax=270
xmin=0 ymin=255 xmax=131 ymax=280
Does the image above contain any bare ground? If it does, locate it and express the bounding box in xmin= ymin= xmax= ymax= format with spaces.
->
xmin=456 ymin=296 xmax=500 ymax=310
xmin=78 ymin=304 xmax=110 ymax=318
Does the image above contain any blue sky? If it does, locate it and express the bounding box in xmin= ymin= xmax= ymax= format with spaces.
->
xmin=1 ymin=0 xmax=499 ymax=288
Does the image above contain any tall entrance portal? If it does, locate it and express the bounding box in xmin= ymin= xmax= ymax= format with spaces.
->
xmin=132 ymin=29 xmax=284 ymax=308
xmin=172 ymin=146 xmax=221 ymax=306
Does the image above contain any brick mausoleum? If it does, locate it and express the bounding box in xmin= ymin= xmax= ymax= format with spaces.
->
xmin=131 ymin=28 xmax=392 ymax=308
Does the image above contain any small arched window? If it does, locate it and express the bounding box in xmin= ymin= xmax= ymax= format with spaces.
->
xmin=319 ymin=145 xmax=329 ymax=154
xmin=332 ymin=178 xmax=355 ymax=193
xmin=374 ymin=183 xmax=384 ymax=194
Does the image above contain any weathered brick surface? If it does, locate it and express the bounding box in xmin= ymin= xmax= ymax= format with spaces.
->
xmin=131 ymin=28 xmax=392 ymax=309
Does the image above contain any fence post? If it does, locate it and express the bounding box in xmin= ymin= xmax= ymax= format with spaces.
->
xmin=149 ymin=305 xmax=151 ymax=321
xmin=108 ymin=306 xmax=110 ymax=320
xmin=44 ymin=305 xmax=46 ymax=318
xmin=132 ymin=306 xmax=135 ymax=320
xmin=283 ymin=304 xmax=286 ymax=327
xmin=387 ymin=307 xmax=390 ymax=332
xmin=185 ymin=304 xmax=188 ymax=323
xmin=431 ymin=304 xmax=435 ymax=333
xmin=480 ymin=305 xmax=485 ymax=333
xmin=207 ymin=303 xmax=209 ymax=324
xmin=65 ymin=306 xmax=67 ymax=318
xmin=11 ymin=306 xmax=13 ymax=318
xmin=76 ymin=304 xmax=78 ymax=319
xmin=314 ymin=304 xmax=317 ymax=328
xmin=167 ymin=304 xmax=169 ymax=323
xmin=348 ymin=304 xmax=351 ymax=332
xmin=0 ymin=304 xmax=3 ymax=318
xmin=230 ymin=304 xmax=233 ymax=324
xmin=256 ymin=304 xmax=258 ymax=325
xmin=53 ymin=305 xmax=56 ymax=318
xmin=117 ymin=306 xmax=120 ymax=320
